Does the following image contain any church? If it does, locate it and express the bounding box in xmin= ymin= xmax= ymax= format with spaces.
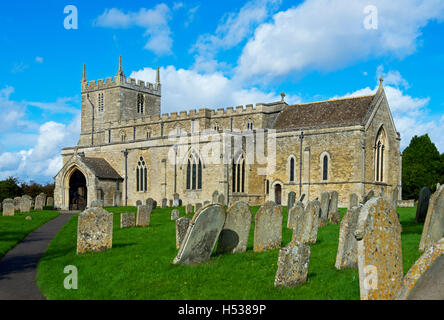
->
xmin=54 ymin=57 xmax=402 ymax=210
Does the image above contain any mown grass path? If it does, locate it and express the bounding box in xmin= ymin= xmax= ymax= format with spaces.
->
xmin=37 ymin=206 xmax=423 ymax=300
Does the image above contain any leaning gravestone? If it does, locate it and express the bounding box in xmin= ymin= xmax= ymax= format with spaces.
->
xmin=287 ymin=201 xmax=304 ymax=229
xmin=3 ymin=200 xmax=15 ymax=216
xmin=217 ymin=201 xmax=252 ymax=254
xmin=415 ymin=187 xmax=431 ymax=223
xmin=39 ymin=193 xmax=47 ymax=208
xmin=319 ymin=192 xmax=330 ymax=227
xmin=212 ymin=191 xmax=219 ymax=204
xmin=136 ymin=205 xmax=151 ymax=227
xmin=254 ymin=201 xmax=282 ymax=252
xmin=195 ymin=203 xmax=202 ymax=213
xmin=145 ymin=198 xmax=154 ymax=210
xmin=46 ymin=197 xmax=54 ymax=207
xmin=162 ymin=198 xmax=167 ymax=208
xmin=13 ymin=197 xmax=21 ymax=211
xmin=274 ymin=241 xmax=310 ymax=288
xmin=77 ymin=207 xmax=113 ymax=254
xmin=171 ymin=209 xmax=180 ymax=221
xmin=349 ymin=193 xmax=359 ymax=210
xmin=419 ymin=186 xmax=444 ymax=252
xmin=173 ymin=193 xmax=180 ymax=207
xmin=335 ymin=205 xmax=361 ymax=269
xmin=173 ymin=204 xmax=226 ymax=265
xmin=176 ymin=217 xmax=192 ymax=249
xmin=186 ymin=204 xmax=193 ymax=214
xmin=287 ymin=192 xmax=296 ymax=210
xmin=20 ymin=197 xmax=32 ymax=213
xmin=299 ymin=193 xmax=306 ymax=203
xmin=218 ymin=194 xmax=225 ymax=206
xmin=362 ymin=190 xmax=375 ymax=204
xmin=120 ymin=212 xmax=135 ymax=228
xmin=354 ymin=197 xmax=403 ymax=300
xmin=328 ymin=191 xmax=340 ymax=224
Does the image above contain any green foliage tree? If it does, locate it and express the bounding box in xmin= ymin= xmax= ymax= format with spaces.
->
xmin=0 ymin=177 xmax=54 ymax=203
xmin=402 ymin=134 xmax=442 ymax=200
xmin=0 ymin=177 xmax=23 ymax=203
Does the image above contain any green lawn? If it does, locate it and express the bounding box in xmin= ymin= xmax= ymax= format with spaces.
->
xmin=0 ymin=209 xmax=60 ymax=259
xmin=36 ymin=205 xmax=423 ymax=300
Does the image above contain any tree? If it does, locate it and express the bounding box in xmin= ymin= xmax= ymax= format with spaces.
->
xmin=0 ymin=177 xmax=23 ymax=203
xmin=402 ymin=134 xmax=442 ymax=200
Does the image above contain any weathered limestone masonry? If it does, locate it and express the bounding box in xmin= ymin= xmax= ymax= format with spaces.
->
xmin=136 ymin=205 xmax=151 ymax=227
xmin=254 ymin=201 xmax=282 ymax=252
xmin=419 ymin=186 xmax=444 ymax=252
xmin=77 ymin=207 xmax=113 ymax=254
xmin=176 ymin=217 xmax=192 ymax=249
xmin=287 ymin=201 xmax=304 ymax=229
xmin=328 ymin=190 xmax=340 ymax=224
xmin=2 ymin=199 xmax=15 ymax=216
xmin=355 ymin=197 xmax=403 ymax=300
xmin=54 ymin=60 xmax=401 ymax=211
xmin=20 ymin=196 xmax=32 ymax=213
xmin=397 ymin=238 xmax=444 ymax=300
xmin=216 ymin=201 xmax=252 ymax=254
xmin=335 ymin=205 xmax=361 ymax=269
xmin=274 ymin=241 xmax=311 ymax=288
xmin=120 ymin=212 xmax=135 ymax=228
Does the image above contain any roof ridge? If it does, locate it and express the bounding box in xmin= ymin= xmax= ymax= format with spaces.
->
xmin=290 ymin=94 xmax=376 ymax=107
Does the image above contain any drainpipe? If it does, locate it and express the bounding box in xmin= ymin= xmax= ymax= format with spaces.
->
xmin=87 ymin=93 xmax=94 ymax=146
xmin=121 ymin=149 xmax=128 ymax=206
xmin=299 ymin=131 xmax=304 ymax=196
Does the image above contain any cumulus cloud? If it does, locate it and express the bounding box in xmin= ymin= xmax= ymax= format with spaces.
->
xmin=236 ymin=0 xmax=444 ymax=81
xmin=35 ymin=56 xmax=44 ymax=64
xmin=130 ymin=66 xmax=299 ymax=114
xmin=94 ymin=4 xmax=173 ymax=55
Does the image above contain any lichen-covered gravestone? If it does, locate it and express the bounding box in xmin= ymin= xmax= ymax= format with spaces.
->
xmin=292 ymin=201 xmax=318 ymax=244
xmin=274 ymin=241 xmax=310 ymax=288
xmin=136 ymin=200 xmax=142 ymax=206
xmin=335 ymin=205 xmax=361 ymax=269
xmin=34 ymin=195 xmax=44 ymax=210
xmin=310 ymin=200 xmax=321 ymax=243
xmin=46 ymin=197 xmax=54 ymax=207
xmin=162 ymin=198 xmax=168 ymax=208
xmin=349 ymin=193 xmax=359 ymax=210
xmin=328 ymin=191 xmax=340 ymax=224
xmin=77 ymin=207 xmax=113 ymax=254
xmin=319 ymin=192 xmax=330 ymax=227
xmin=354 ymin=197 xmax=403 ymax=300
xmin=195 ymin=203 xmax=202 ymax=213
xmin=3 ymin=200 xmax=15 ymax=216
xmin=287 ymin=201 xmax=304 ymax=229
xmin=415 ymin=187 xmax=431 ymax=224
xmin=419 ymin=186 xmax=444 ymax=252
xmin=13 ymin=197 xmax=21 ymax=211
xmin=186 ymin=204 xmax=193 ymax=214
xmin=254 ymin=201 xmax=282 ymax=252
xmin=145 ymin=198 xmax=154 ymax=210
xmin=287 ymin=192 xmax=296 ymax=210
xmin=136 ymin=205 xmax=151 ymax=227
xmin=120 ymin=212 xmax=135 ymax=228
xmin=212 ymin=191 xmax=219 ymax=204
xmin=20 ymin=197 xmax=32 ymax=213
xmin=217 ymin=201 xmax=252 ymax=254
xmin=217 ymin=194 xmax=225 ymax=206
xmin=173 ymin=204 xmax=226 ymax=264
xmin=176 ymin=217 xmax=192 ymax=249
xmin=171 ymin=209 xmax=180 ymax=221
xmin=173 ymin=193 xmax=180 ymax=207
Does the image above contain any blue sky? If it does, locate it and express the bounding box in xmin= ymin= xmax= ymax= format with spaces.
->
xmin=0 ymin=0 xmax=443 ymax=183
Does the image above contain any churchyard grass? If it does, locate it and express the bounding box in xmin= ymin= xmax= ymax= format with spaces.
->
xmin=0 ymin=209 xmax=60 ymax=259
xmin=37 ymin=205 xmax=422 ymax=300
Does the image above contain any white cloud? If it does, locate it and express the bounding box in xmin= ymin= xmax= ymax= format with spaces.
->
xmin=35 ymin=56 xmax=44 ymax=64
xmin=236 ymin=0 xmax=444 ymax=80
xmin=130 ymin=66 xmax=299 ymax=114
xmin=95 ymin=4 xmax=173 ymax=55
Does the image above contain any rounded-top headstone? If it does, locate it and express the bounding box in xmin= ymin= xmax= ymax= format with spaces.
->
xmin=415 ymin=187 xmax=431 ymax=223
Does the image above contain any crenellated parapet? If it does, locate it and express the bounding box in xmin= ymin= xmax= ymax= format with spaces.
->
xmin=81 ymin=76 xmax=161 ymax=96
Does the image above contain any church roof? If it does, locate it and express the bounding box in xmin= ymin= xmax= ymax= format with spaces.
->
xmin=80 ymin=157 xmax=123 ymax=180
xmin=272 ymin=95 xmax=376 ymax=130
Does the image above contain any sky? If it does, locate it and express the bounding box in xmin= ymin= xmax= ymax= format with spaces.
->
xmin=0 ymin=0 xmax=443 ymax=184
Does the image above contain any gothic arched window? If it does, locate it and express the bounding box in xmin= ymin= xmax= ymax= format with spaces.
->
xmin=136 ymin=156 xmax=147 ymax=192
xmin=323 ymin=155 xmax=328 ymax=181
xmin=232 ymin=154 xmax=245 ymax=193
xmin=288 ymin=156 xmax=296 ymax=182
xmin=137 ymin=93 xmax=144 ymax=114
xmin=375 ymin=128 xmax=386 ymax=182
xmin=186 ymin=152 xmax=202 ymax=190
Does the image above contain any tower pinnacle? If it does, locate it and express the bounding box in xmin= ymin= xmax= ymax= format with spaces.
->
xmin=156 ymin=66 xmax=160 ymax=85
xmin=117 ymin=56 xmax=125 ymax=78
xmin=82 ymin=64 xmax=87 ymax=83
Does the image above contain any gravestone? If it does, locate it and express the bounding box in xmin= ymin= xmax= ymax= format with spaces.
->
xmin=90 ymin=200 xmax=103 ymax=208
xmin=171 ymin=209 xmax=180 ymax=221
xmin=186 ymin=204 xmax=193 ymax=214
xmin=299 ymin=193 xmax=306 ymax=203
xmin=328 ymin=191 xmax=340 ymax=224
xmin=274 ymin=241 xmax=310 ymax=288
xmin=136 ymin=205 xmax=151 ymax=227
xmin=354 ymin=197 xmax=403 ymax=300
xmin=319 ymin=192 xmax=330 ymax=227
xmin=254 ymin=201 xmax=282 ymax=252
xmin=415 ymin=187 xmax=431 ymax=223
xmin=162 ymin=198 xmax=167 ymax=208
xmin=195 ymin=203 xmax=202 ymax=213
xmin=218 ymin=194 xmax=225 ymax=206
xmin=204 ymin=200 xmax=211 ymax=206
xmin=173 ymin=204 xmax=226 ymax=265
xmin=34 ymin=195 xmax=44 ymax=210
xmin=77 ymin=207 xmax=113 ymax=254
xmin=39 ymin=193 xmax=47 ymax=207
xmin=152 ymin=200 xmax=157 ymax=210
xmin=3 ymin=200 xmax=15 ymax=216
xmin=335 ymin=205 xmax=361 ymax=269
xmin=13 ymin=197 xmax=21 ymax=211
xmin=176 ymin=217 xmax=192 ymax=249
xmin=287 ymin=192 xmax=296 ymax=210
xmin=287 ymin=201 xmax=304 ymax=229
xmin=169 ymin=199 xmax=173 ymax=207
xmin=113 ymin=192 xmax=122 ymax=207
xmin=145 ymin=198 xmax=154 ymax=210
xmin=212 ymin=191 xmax=219 ymax=203
xmin=120 ymin=212 xmax=135 ymax=228
xmin=310 ymin=200 xmax=321 ymax=243
xmin=136 ymin=200 xmax=142 ymax=206
xmin=419 ymin=187 xmax=444 ymax=252
xmin=362 ymin=190 xmax=375 ymax=204
xmin=173 ymin=193 xmax=180 ymax=207
xmin=20 ymin=197 xmax=32 ymax=213
xmin=349 ymin=193 xmax=359 ymax=210
xmin=46 ymin=197 xmax=54 ymax=207
xmin=216 ymin=201 xmax=252 ymax=254
xmin=392 ymin=186 xmax=399 ymax=208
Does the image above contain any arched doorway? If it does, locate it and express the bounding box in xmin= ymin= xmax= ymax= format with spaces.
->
xmin=69 ymin=169 xmax=87 ymax=210
xmin=275 ymin=184 xmax=282 ymax=205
